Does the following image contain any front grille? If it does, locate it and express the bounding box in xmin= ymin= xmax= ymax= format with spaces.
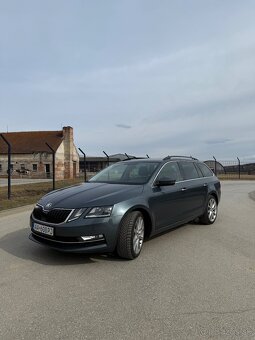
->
xmin=33 ymin=205 xmax=72 ymax=224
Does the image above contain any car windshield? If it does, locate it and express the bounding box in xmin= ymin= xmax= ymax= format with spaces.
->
xmin=89 ymin=161 xmax=160 ymax=184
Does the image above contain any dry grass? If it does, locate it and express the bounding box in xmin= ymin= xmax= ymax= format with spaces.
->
xmin=0 ymin=178 xmax=84 ymax=211
xmin=218 ymin=174 xmax=255 ymax=180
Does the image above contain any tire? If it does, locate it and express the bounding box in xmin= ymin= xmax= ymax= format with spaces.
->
xmin=200 ymin=195 xmax=218 ymax=225
xmin=116 ymin=211 xmax=145 ymax=260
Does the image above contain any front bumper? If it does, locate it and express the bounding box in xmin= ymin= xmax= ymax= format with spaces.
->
xmin=29 ymin=214 xmax=122 ymax=253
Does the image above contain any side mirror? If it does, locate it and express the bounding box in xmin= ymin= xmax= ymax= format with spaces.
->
xmin=155 ymin=179 xmax=176 ymax=187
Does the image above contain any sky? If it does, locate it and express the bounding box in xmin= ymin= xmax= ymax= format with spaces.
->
xmin=1 ymin=0 xmax=255 ymax=161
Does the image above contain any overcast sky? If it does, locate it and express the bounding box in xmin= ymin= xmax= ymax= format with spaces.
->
xmin=1 ymin=1 xmax=255 ymax=160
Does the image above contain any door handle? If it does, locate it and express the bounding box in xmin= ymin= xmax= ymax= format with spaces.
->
xmin=181 ymin=187 xmax=187 ymax=191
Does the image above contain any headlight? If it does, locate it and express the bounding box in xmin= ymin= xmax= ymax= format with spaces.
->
xmin=85 ymin=206 xmax=113 ymax=218
xmin=67 ymin=208 xmax=86 ymax=222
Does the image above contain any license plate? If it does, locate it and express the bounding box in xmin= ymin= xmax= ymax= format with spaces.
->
xmin=33 ymin=223 xmax=54 ymax=236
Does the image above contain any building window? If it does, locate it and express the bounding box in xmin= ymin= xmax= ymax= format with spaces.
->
xmin=32 ymin=164 xmax=38 ymax=172
xmin=20 ymin=164 xmax=25 ymax=170
xmin=0 ymin=164 xmax=2 ymax=172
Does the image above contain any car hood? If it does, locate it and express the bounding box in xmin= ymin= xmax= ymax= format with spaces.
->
xmin=38 ymin=182 xmax=144 ymax=209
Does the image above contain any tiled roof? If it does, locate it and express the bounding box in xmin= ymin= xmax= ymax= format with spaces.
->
xmin=0 ymin=130 xmax=63 ymax=154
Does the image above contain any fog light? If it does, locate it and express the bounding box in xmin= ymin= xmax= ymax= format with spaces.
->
xmin=81 ymin=234 xmax=104 ymax=241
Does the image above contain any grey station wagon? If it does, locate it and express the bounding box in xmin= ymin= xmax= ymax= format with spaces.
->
xmin=29 ymin=156 xmax=221 ymax=259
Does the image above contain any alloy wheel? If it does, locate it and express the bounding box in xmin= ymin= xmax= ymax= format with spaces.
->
xmin=132 ymin=216 xmax=144 ymax=255
xmin=207 ymin=198 xmax=217 ymax=222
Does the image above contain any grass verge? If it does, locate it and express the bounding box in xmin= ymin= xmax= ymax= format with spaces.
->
xmin=0 ymin=178 xmax=83 ymax=211
xmin=218 ymin=174 xmax=255 ymax=180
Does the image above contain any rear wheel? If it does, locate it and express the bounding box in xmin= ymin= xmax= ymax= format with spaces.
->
xmin=200 ymin=195 xmax=218 ymax=224
xmin=117 ymin=211 xmax=145 ymax=260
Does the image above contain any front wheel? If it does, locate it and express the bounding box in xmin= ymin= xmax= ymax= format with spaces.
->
xmin=116 ymin=211 xmax=145 ymax=260
xmin=200 ymin=195 xmax=218 ymax=224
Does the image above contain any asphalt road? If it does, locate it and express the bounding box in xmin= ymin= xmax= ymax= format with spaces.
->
xmin=0 ymin=181 xmax=254 ymax=340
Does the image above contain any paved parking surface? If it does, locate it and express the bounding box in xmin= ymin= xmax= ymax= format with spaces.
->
xmin=0 ymin=181 xmax=254 ymax=339
xmin=0 ymin=178 xmax=51 ymax=186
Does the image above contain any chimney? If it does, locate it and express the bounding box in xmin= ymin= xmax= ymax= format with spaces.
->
xmin=63 ymin=126 xmax=73 ymax=141
xmin=63 ymin=126 xmax=74 ymax=178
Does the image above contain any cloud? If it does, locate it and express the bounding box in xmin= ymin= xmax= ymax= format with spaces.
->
xmin=115 ymin=124 xmax=131 ymax=129
xmin=205 ymin=139 xmax=232 ymax=145
xmin=1 ymin=2 xmax=255 ymax=161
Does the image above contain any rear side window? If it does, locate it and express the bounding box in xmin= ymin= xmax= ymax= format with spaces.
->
xmin=179 ymin=161 xmax=200 ymax=180
xmin=197 ymin=163 xmax=214 ymax=177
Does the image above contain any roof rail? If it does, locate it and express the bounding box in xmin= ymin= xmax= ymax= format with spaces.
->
xmin=123 ymin=157 xmax=134 ymax=161
xmin=163 ymin=155 xmax=198 ymax=161
xmin=122 ymin=156 xmax=146 ymax=161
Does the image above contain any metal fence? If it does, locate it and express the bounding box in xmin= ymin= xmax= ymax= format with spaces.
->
xmin=204 ymin=157 xmax=255 ymax=179
xmin=79 ymin=154 xmax=255 ymax=180
xmin=1 ymin=139 xmax=255 ymax=201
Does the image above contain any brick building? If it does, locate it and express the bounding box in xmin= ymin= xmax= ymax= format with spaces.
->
xmin=0 ymin=126 xmax=79 ymax=179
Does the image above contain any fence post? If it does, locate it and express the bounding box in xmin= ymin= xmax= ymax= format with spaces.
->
xmin=213 ymin=156 xmax=217 ymax=176
xmin=45 ymin=143 xmax=55 ymax=190
xmin=78 ymin=148 xmax=87 ymax=182
xmin=237 ymin=157 xmax=241 ymax=179
xmin=0 ymin=134 xmax=11 ymax=199
xmin=103 ymin=151 xmax=109 ymax=167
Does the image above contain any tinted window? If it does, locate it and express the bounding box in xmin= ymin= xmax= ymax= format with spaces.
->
xmin=90 ymin=161 xmax=160 ymax=184
xmin=179 ymin=161 xmax=200 ymax=180
xmin=157 ymin=162 xmax=182 ymax=182
xmin=197 ymin=163 xmax=213 ymax=177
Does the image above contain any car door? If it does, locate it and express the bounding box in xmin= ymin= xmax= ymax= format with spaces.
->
xmin=177 ymin=161 xmax=208 ymax=219
xmin=148 ymin=162 xmax=186 ymax=230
